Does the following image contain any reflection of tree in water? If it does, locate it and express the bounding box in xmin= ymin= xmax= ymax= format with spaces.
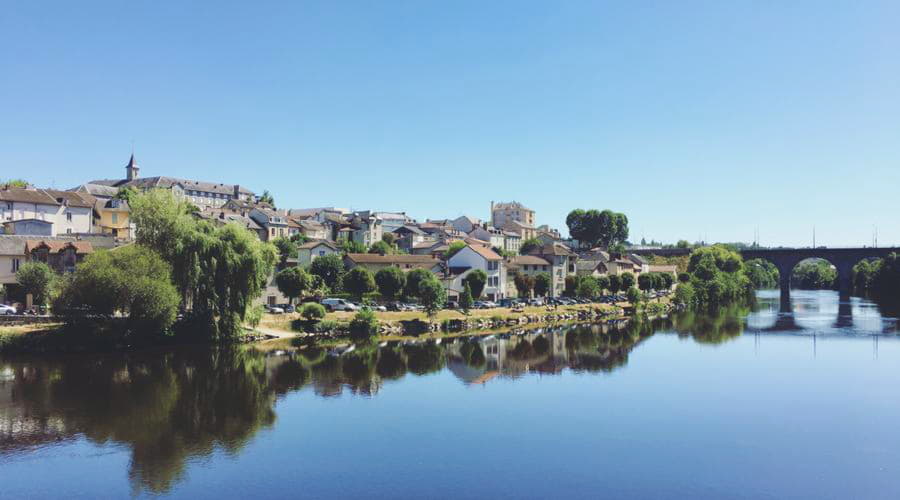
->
xmin=672 ymin=305 xmax=748 ymax=344
xmin=458 ymin=340 xmax=486 ymax=368
xmin=376 ymin=346 xmax=408 ymax=380
xmin=402 ymin=343 xmax=445 ymax=375
xmin=563 ymin=321 xmax=650 ymax=373
xmin=1 ymin=347 xmax=279 ymax=495
xmin=0 ymin=311 xmax=762 ymax=495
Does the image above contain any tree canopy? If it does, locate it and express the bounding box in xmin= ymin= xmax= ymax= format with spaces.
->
xmin=53 ymin=245 xmax=180 ymax=334
xmin=519 ymin=238 xmax=542 ymax=255
xmin=533 ymin=273 xmax=551 ymax=297
xmin=309 ymin=253 xmax=345 ymax=291
xmin=463 ymin=269 xmax=487 ymax=299
xmin=130 ymin=189 xmax=277 ymax=338
xmin=513 ymin=273 xmax=534 ymax=298
xmin=343 ymin=267 xmax=376 ymax=300
xmin=275 ymin=267 xmax=310 ymax=304
xmin=15 ymin=262 xmax=54 ymax=306
xmin=375 ymin=266 xmax=406 ymax=300
xmin=566 ymin=209 xmax=629 ymax=248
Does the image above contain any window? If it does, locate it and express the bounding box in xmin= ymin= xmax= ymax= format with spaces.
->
xmin=67 ymin=228 xmax=72 ymax=234
xmin=318 ymin=250 xmax=326 ymax=256
xmin=11 ymin=258 xmax=20 ymax=272
xmin=66 ymin=212 xmax=72 ymax=222
xmin=111 ymin=213 xmax=118 ymax=224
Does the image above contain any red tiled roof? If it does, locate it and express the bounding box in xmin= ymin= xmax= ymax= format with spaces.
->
xmin=467 ymin=244 xmax=502 ymax=261
xmin=25 ymin=240 xmax=93 ymax=254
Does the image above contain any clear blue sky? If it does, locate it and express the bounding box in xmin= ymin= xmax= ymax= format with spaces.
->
xmin=2 ymin=1 xmax=898 ymax=247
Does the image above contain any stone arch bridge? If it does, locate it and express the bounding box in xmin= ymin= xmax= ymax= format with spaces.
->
xmin=633 ymin=246 xmax=900 ymax=305
xmin=739 ymin=247 xmax=900 ymax=303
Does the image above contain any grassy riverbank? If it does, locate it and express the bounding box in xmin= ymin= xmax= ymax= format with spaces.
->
xmin=258 ymin=301 xmax=671 ymax=338
xmin=1 ymin=299 xmax=670 ymax=354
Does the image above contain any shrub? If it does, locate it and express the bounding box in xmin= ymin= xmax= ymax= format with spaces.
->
xmin=300 ymin=302 xmax=327 ymax=321
xmin=349 ymin=309 xmax=379 ymax=341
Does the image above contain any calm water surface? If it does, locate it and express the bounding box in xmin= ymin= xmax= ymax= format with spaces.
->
xmin=2 ymin=290 xmax=900 ymax=499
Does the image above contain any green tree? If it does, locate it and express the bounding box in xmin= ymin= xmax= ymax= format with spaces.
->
xmin=444 ymin=241 xmax=467 ymax=259
xmin=382 ymin=233 xmax=397 ymax=246
xmin=791 ymin=259 xmax=837 ymax=290
xmin=608 ymin=274 xmax=622 ymax=294
xmin=459 ymin=282 xmax=474 ymax=315
xmin=343 ymin=267 xmax=376 ymax=300
xmin=565 ymin=209 xmax=629 ymax=248
xmin=299 ymin=302 xmax=326 ymax=322
xmin=596 ymin=275 xmax=610 ymax=294
xmin=368 ymin=240 xmax=394 ymax=255
xmin=638 ymin=272 xmax=655 ymax=292
xmin=418 ymin=278 xmax=446 ymax=318
xmin=403 ymin=268 xmax=435 ymax=299
xmin=513 ymin=272 xmax=534 ymax=298
xmin=114 ymin=186 xmax=139 ymax=204
xmin=52 ymin=245 xmax=180 ymax=334
xmin=534 ymin=272 xmax=552 ymax=297
xmin=273 ymin=237 xmax=298 ymax=268
xmin=129 ymin=189 xmax=277 ymax=339
xmin=576 ymin=276 xmax=599 ymax=298
xmin=309 ymin=253 xmax=345 ymax=291
xmin=16 ymin=262 xmax=55 ymax=307
xmin=340 ymin=239 xmax=368 ymax=254
xmin=463 ymin=269 xmax=488 ymax=299
xmin=374 ymin=266 xmax=406 ymax=300
xmin=519 ymin=238 xmax=542 ymax=255
xmin=684 ymin=245 xmax=753 ymax=308
xmin=745 ymin=259 xmax=779 ymax=289
xmin=626 ymin=286 xmax=642 ymax=305
xmin=1 ymin=179 xmax=28 ymax=188
xmin=620 ymin=272 xmax=635 ymax=289
xmin=258 ymin=190 xmax=275 ymax=207
xmin=275 ymin=267 xmax=309 ymax=304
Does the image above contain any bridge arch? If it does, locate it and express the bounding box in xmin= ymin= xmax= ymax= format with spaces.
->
xmin=740 ymin=247 xmax=900 ymax=312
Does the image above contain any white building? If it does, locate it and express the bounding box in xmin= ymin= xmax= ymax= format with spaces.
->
xmin=447 ymin=244 xmax=507 ymax=301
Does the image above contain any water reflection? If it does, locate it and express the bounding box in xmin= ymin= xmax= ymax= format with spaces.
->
xmin=748 ymin=289 xmax=898 ymax=335
xmin=1 ymin=290 xmax=897 ymax=495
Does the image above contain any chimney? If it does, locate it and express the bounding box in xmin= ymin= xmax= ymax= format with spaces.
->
xmin=233 ymin=184 xmax=241 ymax=199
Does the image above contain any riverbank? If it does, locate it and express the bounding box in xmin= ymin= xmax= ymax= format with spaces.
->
xmin=259 ymin=300 xmax=672 ymax=338
xmin=0 ymin=299 xmax=672 ymax=354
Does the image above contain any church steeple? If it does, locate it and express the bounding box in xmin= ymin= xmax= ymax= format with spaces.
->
xmin=125 ymin=154 xmax=140 ymax=181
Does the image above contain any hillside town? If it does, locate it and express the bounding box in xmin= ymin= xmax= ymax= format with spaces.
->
xmin=0 ymin=156 xmax=675 ymax=310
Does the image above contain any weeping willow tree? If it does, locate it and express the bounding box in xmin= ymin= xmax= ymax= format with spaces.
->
xmin=130 ymin=190 xmax=276 ymax=339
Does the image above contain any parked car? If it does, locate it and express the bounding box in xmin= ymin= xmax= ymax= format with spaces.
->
xmin=445 ymin=300 xmax=459 ymax=310
xmin=528 ymin=298 xmax=544 ymax=306
xmin=267 ymin=305 xmax=285 ymax=314
xmin=0 ymin=304 xmax=16 ymax=315
xmin=370 ymin=305 xmax=387 ymax=312
xmin=386 ymin=302 xmax=407 ymax=311
xmin=320 ymin=298 xmax=358 ymax=312
xmin=276 ymin=304 xmax=295 ymax=313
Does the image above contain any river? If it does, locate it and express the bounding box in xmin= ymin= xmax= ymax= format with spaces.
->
xmin=2 ymin=290 xmax=899 ymax=499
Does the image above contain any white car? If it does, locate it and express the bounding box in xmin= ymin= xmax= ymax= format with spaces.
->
xmin=321 ymin=298 xmax=358 ymax=312
xmin=267 ymin=306 xmax=285 ymax=314
xmin=0 ymin=304 xmax=17 ymax=315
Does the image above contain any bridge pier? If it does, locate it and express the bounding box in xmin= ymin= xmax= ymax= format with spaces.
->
xmin=778 ymin=264 xmax=793 ymax=313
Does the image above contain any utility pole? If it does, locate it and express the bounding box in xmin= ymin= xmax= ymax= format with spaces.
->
xmin=813 ymin=226 xmax=816 ymax=248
